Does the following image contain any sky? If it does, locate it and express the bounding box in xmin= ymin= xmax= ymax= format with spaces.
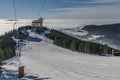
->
xmin=0 ymin=0 xmax=120 ymax=19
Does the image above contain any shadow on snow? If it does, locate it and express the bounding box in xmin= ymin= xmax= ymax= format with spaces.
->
xmin=0 ymin=70 xmax=50 ymax=80
xmin=25 ymin=75 xmax=50 ymax=80
xmin=26 ymin=36 xmax=41 ymax=42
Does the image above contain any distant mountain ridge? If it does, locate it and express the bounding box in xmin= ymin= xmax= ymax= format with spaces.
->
xmin=81 ymin=23 xmax=120 ymax=49
xmin=82 ymin=23 xmax=120 ymax=33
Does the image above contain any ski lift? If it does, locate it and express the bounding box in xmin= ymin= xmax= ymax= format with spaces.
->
xmin=13 ymin=0 xmax=25 ymax=78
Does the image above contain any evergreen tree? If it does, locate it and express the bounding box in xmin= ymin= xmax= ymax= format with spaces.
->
xmin=0 ymin=48 xmax=4 ymax=61
xmin=78 ymin=42 xmax=84 ymax=52
xmin=70 ymin=40 xmax=77 ymax=51
xmin=46 ymin=29 xmax=120 ymax=56
xmin=103 ymin=44 xmax=109 ymax=54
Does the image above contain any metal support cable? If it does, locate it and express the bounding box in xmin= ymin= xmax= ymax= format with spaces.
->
xmin=13 ymin=0 xmax=17 ymax=30
xmin=13 ymin=0 xmax=22 ymax=67
xmin=13 ymin=0 xmax=17 ymax=21
xmin=36 ymin=0 xmax=46 ymax=19
xmin=13 ymin=0 xmax=20 ymax=63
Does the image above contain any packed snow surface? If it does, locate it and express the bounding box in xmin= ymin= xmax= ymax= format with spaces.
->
xmin=1 ymin=31 xmax=120 ymax=80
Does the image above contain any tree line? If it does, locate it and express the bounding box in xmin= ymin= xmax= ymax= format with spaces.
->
xmin=46 ymin=30 xmax=120 ymax=56
xmin=0 ymin=30 xmax=16 ymax=63
xmin=0 ymin=26 xmax=49 ymax=65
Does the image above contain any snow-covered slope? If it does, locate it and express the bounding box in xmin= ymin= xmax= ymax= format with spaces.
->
xmin=1 ymin=31 xmax=120 ymax=80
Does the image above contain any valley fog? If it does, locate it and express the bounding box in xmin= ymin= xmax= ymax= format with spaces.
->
xmin=0 ymin=19 xmax=120 ymax=35
xmin=0 ymin=19 xmax=120 ymax=49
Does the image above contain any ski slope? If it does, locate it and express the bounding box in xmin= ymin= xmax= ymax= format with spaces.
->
xmin=1 ymin=31 xmax=120 ymax=80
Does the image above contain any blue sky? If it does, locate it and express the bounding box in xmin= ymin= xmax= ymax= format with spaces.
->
xmin=0 ymin=0 xmax=120 ymax=19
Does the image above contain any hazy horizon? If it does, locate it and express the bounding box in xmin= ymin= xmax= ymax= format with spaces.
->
xmin=0 ymin=19 xmax=120 ymax=35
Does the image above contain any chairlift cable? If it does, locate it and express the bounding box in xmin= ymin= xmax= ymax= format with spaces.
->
xmin=13 ymin=0 xmax=21 ymax=66
xmin=36 ymin=0 xmax=46 ymax=19
xmin=13 ymin=0 xmax=17 ymax=30
xmin=13 ymin=0 xmax=17 ymax=21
